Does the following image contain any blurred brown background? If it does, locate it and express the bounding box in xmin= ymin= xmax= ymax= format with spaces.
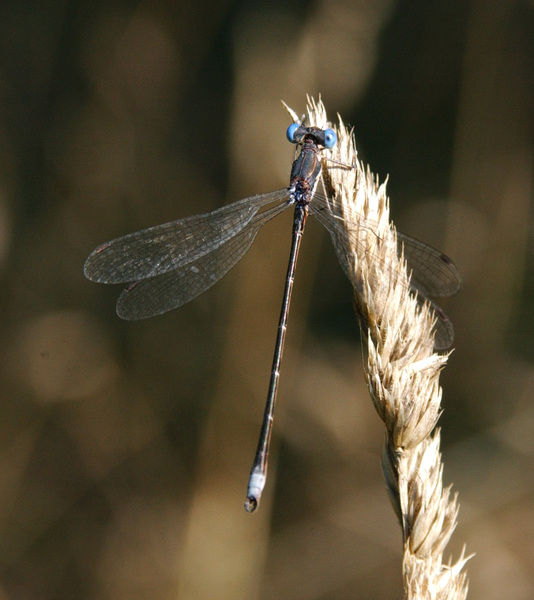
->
xmin=0 ymin=0 xmax=533 ymax=598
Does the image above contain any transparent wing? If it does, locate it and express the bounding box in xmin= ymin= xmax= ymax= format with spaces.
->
xmin=309 ymin=193 xmax=460 ymax=350
xmin=427 ymin=300 xmax=455 ymax=351
xmin=310 ymin=194 xmax=460 ymax=297
xmin=397 ymin=232 xmax=461 ymax=297
xmin=84 ymin=189 xmax=289 ymax=284
xmin=116 ymin=199 xmax=292 ymax=320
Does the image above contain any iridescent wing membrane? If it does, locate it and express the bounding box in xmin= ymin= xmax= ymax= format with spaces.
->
xmin=85 ymin=190 xmax=291 ymax=319
xmin=309 ymin=195 xmax=460 ymax=349
xmin=85 ymin=190 xmax=460 ymax=347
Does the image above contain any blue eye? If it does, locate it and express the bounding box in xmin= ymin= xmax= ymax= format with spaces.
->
xmin=323 ymin=129 xmax=337 ymax=149
xmin=286 ymin=123 xmax=300 ymax=143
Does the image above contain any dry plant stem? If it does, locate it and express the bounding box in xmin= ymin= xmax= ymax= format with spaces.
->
xmin=302 ymin=97 xmax=470 ymax=599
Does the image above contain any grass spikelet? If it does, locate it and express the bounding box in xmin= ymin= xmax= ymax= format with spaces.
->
xmin=301 ymin=96 xmax=470 ymax=599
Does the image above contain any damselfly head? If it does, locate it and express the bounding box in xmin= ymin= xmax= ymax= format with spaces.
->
xmin=286 ymin=124 xmax=337 ymax=150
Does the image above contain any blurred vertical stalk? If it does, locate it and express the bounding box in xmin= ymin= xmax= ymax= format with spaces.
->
xmin=304 ymin=97 xmax=470 ymax=599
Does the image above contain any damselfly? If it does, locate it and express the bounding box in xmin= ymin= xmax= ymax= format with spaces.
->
xmin=84 ymin=122 xmax=460 ymax=511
